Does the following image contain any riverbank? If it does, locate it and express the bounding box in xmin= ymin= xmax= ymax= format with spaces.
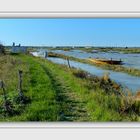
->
xmin=74 ymin=47 xmax=140 ymax=54
xmin=0 ymin=53 xmax=139 ymax=121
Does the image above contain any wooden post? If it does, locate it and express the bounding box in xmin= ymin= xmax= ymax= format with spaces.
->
xmin=0 ymin=80 xmax=9 ymax=112
xmin=0 ymin=81 xmax=7 ymax=101
xmin=67 ymin=58 xmax=71 ymax=68
xmin=18 ymin=70 xmax=23 ymax=97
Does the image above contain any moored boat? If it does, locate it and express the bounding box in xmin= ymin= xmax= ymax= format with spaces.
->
xmin=88 ymin=58 xmax=123 ymax=65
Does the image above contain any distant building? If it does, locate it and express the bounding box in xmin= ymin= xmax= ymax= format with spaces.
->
xmin=11 ymin=43 xmax=27 ymax=53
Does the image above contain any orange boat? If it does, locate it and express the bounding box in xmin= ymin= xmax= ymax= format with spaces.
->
xmin=88 ymin=58 xmax=123 ymax=65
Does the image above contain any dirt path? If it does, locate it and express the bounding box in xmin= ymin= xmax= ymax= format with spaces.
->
xmin=40 ymin=63 xmax=89 ymax=121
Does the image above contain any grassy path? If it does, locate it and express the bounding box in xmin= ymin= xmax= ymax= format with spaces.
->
xmin=39 ymin=61 xmax=89 ymax=121
xmin=35 ymin=57 xmax=140 ymax=121
xmin=0 ymin=54 xmax=139 ymax=121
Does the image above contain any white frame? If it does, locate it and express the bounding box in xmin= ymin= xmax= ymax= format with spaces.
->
xmin=1 ymin=11 xmax=140 ymax=17
xmin=0 ymin=11 xmax=140 ymax=129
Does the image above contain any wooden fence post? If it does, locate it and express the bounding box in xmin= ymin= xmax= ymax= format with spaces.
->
xmin=0 ymin=80 xmax=9 ymax=112
xmin=67 ymin=58 xmax=71 ymax=68
xmin=0 ymin=80 xmax=7 ymax=101
xmin=18 ymin=70 xmax=23 ymax=98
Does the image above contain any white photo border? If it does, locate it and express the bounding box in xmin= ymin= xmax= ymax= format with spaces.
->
xmin=0 ymin=11 xmax=140 ymax=128
xmin=1 ymin=11 xmax=140 ymax=17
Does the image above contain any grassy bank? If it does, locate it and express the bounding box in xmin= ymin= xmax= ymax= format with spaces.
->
xmin=0 ymin=54 xmax=139 ymax=121
xmin=73 ymin=47 xmax=140 ymax=54
xmin=48 ymin=52 xmax=140 ymax=77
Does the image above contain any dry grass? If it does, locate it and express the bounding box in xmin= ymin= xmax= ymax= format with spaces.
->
xmin=135 ymin=91 xmax=140 ymax=101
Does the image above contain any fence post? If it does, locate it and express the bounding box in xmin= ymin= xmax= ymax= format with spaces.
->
xmin=18 ymin=70 xmax=23 ymax=98
xmin=0 ymin=80 xmax=9 ymax=112
xmin=67 ymin=58 xmax=71 ymax=68
xmin=0 ymin=80 xmax=7 ymax=101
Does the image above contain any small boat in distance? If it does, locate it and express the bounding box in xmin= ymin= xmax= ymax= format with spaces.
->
xmin=88 ymin=58 xmax=123 ymax=65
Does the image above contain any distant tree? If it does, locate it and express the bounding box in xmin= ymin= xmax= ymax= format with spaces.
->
xmin=0 ymin=43 xmax=5 ymax=54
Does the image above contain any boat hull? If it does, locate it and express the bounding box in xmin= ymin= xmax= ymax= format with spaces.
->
xmin=88 ymin=58 xmax=123 ymax=65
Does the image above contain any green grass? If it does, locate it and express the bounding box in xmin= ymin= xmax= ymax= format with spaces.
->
xmin=0 ymin=54 xmax=59 ymax=121
xmin=0 ymin=54 xmax=139 ymax=121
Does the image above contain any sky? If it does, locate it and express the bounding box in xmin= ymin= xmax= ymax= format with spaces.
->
xmin=0 ymin=18 xmax=140 ymax=47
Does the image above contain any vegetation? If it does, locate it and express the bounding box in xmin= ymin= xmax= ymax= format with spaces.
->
xmin=71 ymin=47 xmax=140 ymax=54
xmin=0 ymin=44 xmax=5 ymax=54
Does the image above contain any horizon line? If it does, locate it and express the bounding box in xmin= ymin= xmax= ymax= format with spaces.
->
xmin=5 ymin=45 xmax=140 ymax=48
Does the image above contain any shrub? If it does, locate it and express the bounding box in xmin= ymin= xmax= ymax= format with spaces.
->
xmin=0 ymin=44 xmax=5 ymax=54
xmin=72 ymin=70 xmax=88 ymax=79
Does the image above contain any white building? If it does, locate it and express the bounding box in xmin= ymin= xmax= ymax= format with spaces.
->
xmin=11 ymin=46 xmax=27 ymax=53
xmin=11 ymin=43 xmax=27 ymax=53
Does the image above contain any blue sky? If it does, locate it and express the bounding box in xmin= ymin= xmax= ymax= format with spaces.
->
xmin=0 ymin=18 xmax=140 ymax=47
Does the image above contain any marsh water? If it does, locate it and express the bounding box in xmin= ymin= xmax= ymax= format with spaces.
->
xmin=31 ymin=51 xmax=140 ymax=94
xmin=51 ymin=49 xmax=140 ymax=69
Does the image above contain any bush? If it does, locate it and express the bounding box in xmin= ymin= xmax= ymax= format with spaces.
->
xmin=0 ymin=44 xmax=5 ymax=54
xmin=73 ymin=70 xmax=88 ymax=79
